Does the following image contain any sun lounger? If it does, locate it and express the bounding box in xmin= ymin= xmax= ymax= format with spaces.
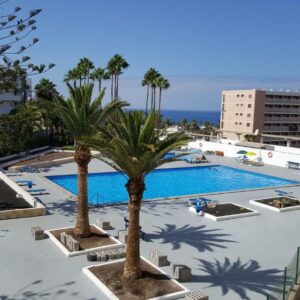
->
xmin=4 ymin=172 xmax=23 ymax=176
xmin=275 ymin=190 xmax=295 ymax=197
xmin=26 ymin=188 xmax=48 ymax=195
xmin=16 ymin=180 xmax=33 ymax=186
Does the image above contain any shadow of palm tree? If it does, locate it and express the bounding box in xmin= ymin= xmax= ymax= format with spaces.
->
xmin=146 ymin=224 xmax=236 ymax=251
xmin=194 ymin=257 xmax=282 ymax=300
xmin=0 ymin=279 xmax=97 ymax=300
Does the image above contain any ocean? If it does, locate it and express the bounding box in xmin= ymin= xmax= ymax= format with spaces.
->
xmin=128 ymin=109 xmax=220 ymax=125
xmin=161 ymin=110 xmax=220 ymax=125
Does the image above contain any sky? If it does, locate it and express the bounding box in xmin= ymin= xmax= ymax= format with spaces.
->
xmin=3 ymin=0 xmax=300 ymax=110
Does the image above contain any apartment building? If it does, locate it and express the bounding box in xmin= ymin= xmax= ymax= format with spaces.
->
xmin=0 ymin=79 xmax=32 ymax=115
xmin=220 ymin=89 xmax=300 ymax=146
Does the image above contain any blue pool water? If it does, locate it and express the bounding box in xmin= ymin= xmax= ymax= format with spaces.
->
xmin=47 ymin=165 xmax=298 ymax=205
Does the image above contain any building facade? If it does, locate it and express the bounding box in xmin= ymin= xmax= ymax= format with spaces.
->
xmin=220 ymin=89 xmax=300 ymax=146
xmin=0 ymin=78 xmax=32 ymax=115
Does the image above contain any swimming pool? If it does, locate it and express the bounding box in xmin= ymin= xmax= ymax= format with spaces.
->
xmin=47 ymin=165 xmax=298 ymax=205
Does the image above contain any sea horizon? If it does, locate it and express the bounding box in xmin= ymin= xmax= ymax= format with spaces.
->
xmin=128 ymin=108 xmax=220 ymax=125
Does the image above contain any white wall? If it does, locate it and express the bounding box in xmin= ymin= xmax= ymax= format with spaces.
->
xmin=188 ymin=139 xmax=300 ymax=168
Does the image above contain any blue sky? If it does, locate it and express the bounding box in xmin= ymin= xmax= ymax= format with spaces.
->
xmin=4 ymin=0 xmax=300 ymax=110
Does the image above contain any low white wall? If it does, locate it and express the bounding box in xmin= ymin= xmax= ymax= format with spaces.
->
xmin=188 ymin=139 xmax=300 ymax=168
xmin=0 ymin=171 xmax=45 ymax=209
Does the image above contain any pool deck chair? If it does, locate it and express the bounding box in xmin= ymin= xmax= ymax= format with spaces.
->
xmin=4 ymin=172 xmax=23 ymax=176
xmin=27 ymin=188 xmax=48 ymax=195
xmin=16 ymin=180 xmax=33 ymax=186
xmin=275 ymin=190 xmax=295 ymax=198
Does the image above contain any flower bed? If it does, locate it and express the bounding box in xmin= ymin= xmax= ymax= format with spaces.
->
xmin=46 ymin=225 xmax=122 ymax=257
xmin=203 ymin=203 xmax=259 ymax=221
xmin=83 ymin=257 xmax=189 ymax=300
xmin=249 ymin=196 xmax=300 ymax=213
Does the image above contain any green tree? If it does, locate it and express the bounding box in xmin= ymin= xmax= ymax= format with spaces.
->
xmin=0 ymin=4 xmax=55 ymax=94
xmin=92 ymin=111 xmax=190 ymax=278
xmin=156 ymin=76 xmax=170 ymax=117
xmin=107 ymin=54 xmax=129 ymax=100
xmin=77 ymin=57 xmax=94 ymax=85
xmin=54 ymin=83 xmax=127 ymax=237
xmin=90 ymin=67 xmax=105 ymax=92
xmin=35 ymin=78 xmax=58 ymax=101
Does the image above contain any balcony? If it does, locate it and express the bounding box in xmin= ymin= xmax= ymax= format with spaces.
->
xmin=264 ymin=117 xmax=300 ymax=122
xmin=264 ymin=108 xmax=300 ymax=114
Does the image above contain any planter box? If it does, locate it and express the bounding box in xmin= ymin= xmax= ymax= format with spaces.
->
xmin=46 ymin=225 xmax=123 ymax=257
xmin=204 ymin=203 xmax=259 ymax=221
xmin=249 ymin=197 xmax=300 ymax=213
xmin=82 ymin=257 xmax=189 ymax=300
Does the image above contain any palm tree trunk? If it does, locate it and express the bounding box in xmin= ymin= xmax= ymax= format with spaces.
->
xmin=116 ymin=75 xmax=119 ymax=98
xmin=145 ymin=85 xmax=149 ymax=115
xmin=158 ymin=88 xmax=162 ymax=117
xmin=151 ymin=88 xmax=154 ymax=110
xmin=111 ymin=76 xmax=113 ymax=101
xmin=153 ymin=88 xmax=156 ymax=111
xmin=124 ymin=178 xmax=145 ymax=279
xmin=74 ymin=144 xmax=91 ymax=238
xmin=114 ymin=74 xmax=117 ymax=99
xmin=98 ymin=79 xmax=102 ymax=93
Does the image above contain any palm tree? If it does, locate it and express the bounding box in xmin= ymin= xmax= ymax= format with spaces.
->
xmin=77 ymin=57 xmax=95 ymax=85
xmin=54 ymin=83 xmax=127 ymax=238
xmin=92 ymin=111 xmax=190 ymax=279
xmin=156 ymin=76 xmax=170 ymax=117
xmin=107 ymin=54 xmax=129 ymax=100
xmin=143 ymin=68 xmax=160 ymax=110
xmin=141 ymin=77 xmax=150 ymax=115
xmin=64 ymin=68 xmax=80 ymax=86
xmin=35 ymin=78 xmax=59 ymax=101
xmin=90 ymin=67 xmax=105 ymax=92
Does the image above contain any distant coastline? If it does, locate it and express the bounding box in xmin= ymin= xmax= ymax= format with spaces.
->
xmin=128 ymin=109 xmax=220 ymax=125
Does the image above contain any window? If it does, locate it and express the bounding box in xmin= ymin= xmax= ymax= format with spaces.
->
xmin=241 ymin=104 xmax=243 ymax=107
xmin=247 ymin=113 xmax=251 ymax=117
xmin=235 ymin=113 xmax=238 ymax=116
xmin=237 ymin=94 xmax=240 ymax=97
xmin=240 ymin=113 xmax=243 ymax=116
xmin=241 ymin=94 xmax=244 ymax=97
xmin=235 ymin=122 xmax=238 ymax=125
xmin=246 ymin=123 xmax=251 ymax=127
xmin=248 ymin=94 xmax=252 ymax=99
xmin=239 ymin=122 xmax=242 ymax=125
xmin=236 ymin=104 xmax=239 ymax=106
xmin=248 ymin=104 xmax=252 ymax=108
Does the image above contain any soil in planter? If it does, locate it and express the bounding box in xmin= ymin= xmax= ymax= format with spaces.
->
xmin=257 ymin=197 xmax=300 ymax=209
xmin=89 ymin=259 xmax=184 ymax=300
xmin=10 ymin=152 xmax=73 ymax=167
xmin=50 ymin=225 xmax=117 ymax=251
xmin=203 ymin=203 xmax=252 ymax=217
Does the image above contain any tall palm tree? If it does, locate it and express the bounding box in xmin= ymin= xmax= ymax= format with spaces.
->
xmin=92 ymin=111 xmax=190 ymax=279
xmin=107 ymin=54 xmax=129 ymax=100
xmin=141 ymin=78 xmax=150 ymax=115
xmin=77 ymin=57 xmax=95 ymax=85
xmin=90 ymin=67 xmax=105 ymax=92
xmin=156 ymin=76 xmax=170 ymax=117
xmin=143 ymin=68 xmax=160 ymax=110
xmin=55 ymin=83 xmax=127 ymax=238
xmin=64 ymin=68 xmax=80 ymax=87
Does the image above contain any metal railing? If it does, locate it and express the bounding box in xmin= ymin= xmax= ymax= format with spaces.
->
xmin=266 ymin=247 xmax=300 ymax=300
